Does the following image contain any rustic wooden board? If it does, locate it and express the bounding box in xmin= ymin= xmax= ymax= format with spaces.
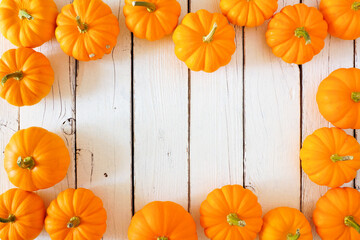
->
xmin=189 ymin=1 xmax=244 ymax=238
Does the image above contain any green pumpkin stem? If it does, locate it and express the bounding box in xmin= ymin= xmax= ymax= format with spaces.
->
xmin=1 ymin=71 xmax=23 ymax=86
xmin=203 ymin=22 xmax=218 ymax=43
xmin=132 ymin=1 xmax=156 ymax=12
xmin=226 ymin=213 xmax=246 ymax=227
xmin=0 ymin=214 xmax=16 ymax=223
xmin=295 ymin=27 xmax=311 ymax=45
xmin=330 ymin=154 xmax=354 ymax=162
xmin=351 ymin=92 xmax=360 ymax=102
xmin=287 ymin=229 xmax=300 ymax=240
xmin=17 ymin=156 xmax=35 ymax=170
xmin=352 ymin=2 xmax=360 ymax=11
xmin=76 ymin=16 xmax=88 ymax=33
xmin=67 ymin=216 xmax=81 ymax=228
xmin=157 ymin=237 xmax=168 ymax=240
xmin=345 ymin=216 xmax=360 ymax=233
xmin=18 ymin=10 xmax=33 ymax=20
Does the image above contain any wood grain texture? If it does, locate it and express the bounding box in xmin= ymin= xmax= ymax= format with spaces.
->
xmin=302 ymin=1 xmax=355 ymax=239
xmin=188 ymin=1 xmax=243 ymax=239
xmin=244 ymin=0 xmax=301 ymax=215
xmin=75 ymin=0 xmax=132 ymax=239
xmin=132 ymin=0 xmax=189 ymax=211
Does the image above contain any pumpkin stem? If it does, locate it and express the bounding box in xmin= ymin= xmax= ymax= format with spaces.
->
xmin=18 ymin=9 xmax=33 ymax=20
xmin=76 ymin=16 xmax=88 ymax=33
xmin=132 ymin=1 xmax=156 ymax=13
xmin=330 ymin=154 xmax=354 ymax=162
xmin=157 ymin=237 xmax=168 ymax=240
xmin=352 ymin=2 xmax=360 ymax=11
xmin=1 ymin=71 xmax=23 ymax=86
xmin=295 ymin=27 xmax=311 ymax=45
xmin=67 ymin=216 xmax=81 ymax=228
xmin=17 ymin=156 xmax=35 ymax=170
xmin=203 ymin=22 xmax=218 ymax=43
xmin=287 ymin=229 xmax=300 ymax=240
xmin=345 ymin=216 xmax=360 ymax=233
xmin=351 ymin=92 xmax=360 ymax=102
xmin=0 ymin=214 xmax=16 ymax=223
xmin=227 ymin=213 xmax=246 ymax=227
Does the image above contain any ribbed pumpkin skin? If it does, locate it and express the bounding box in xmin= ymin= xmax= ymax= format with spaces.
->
xmin=0 ymin=0 xmax=58 ymax=48
xmin=220 ymin=0 xmax=278 ymax=27
xmin=56 ymin=0 xmax=120 ymax=61
xmin=317 ymin=68 xmax=360 ymax=129
xmin=123 ymin=0 xmax=181 ymax=41
xmin=45 ymin=188 xmax=107 ymax=240
xmin=0 ymin=48 xmax=54 ymax=107
xmin=320 ymin=0 xmax=360 ymax=40
xmin=4 ymin=127 xmax=70 ymax=191
xmin=260 ymin=207 xmax=312 ymax=240
xmin=300 ymin=127 xmax=360 ymax=188
xmin=266 ymin=3 xmax=328 ymax=64
xmin=0 ymin=188 xmax=45 ymax=240
xmin=173 ymin=9 xmax=236 ymax=73
xmin=200 ymin=185 xmax=263 ymax=240
xmin=313 ymin=187 xmax=360 ymax=240
xmin=128 ymin=201 xmax=198 ymax=240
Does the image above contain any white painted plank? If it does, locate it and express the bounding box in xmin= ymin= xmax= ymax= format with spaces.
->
xmin=76 ymin=0 xmax=132 ymax=239
xmin=189 ymin=1 xmax=243 ymax=239
xmin=244 ymin=0 xmax=301 ymax=215
xmin=17 ymin=1 xmax=76 ymax=239
xmin=302 ymin=1 xmax=355 ymax=239
xmin=133 ymin=0 xmax=189 ymax=211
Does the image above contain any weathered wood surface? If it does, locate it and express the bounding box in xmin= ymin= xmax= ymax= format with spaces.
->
xmin=0 ymin=0 xmax=358 ymax=239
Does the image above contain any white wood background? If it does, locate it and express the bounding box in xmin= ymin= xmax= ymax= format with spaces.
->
xmin=0 ymin=0 xmax=358 ymax=239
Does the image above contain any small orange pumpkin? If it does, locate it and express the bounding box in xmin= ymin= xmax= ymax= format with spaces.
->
xmin=220 ymin=0 xmax=278 ymax=27
xmin=123 ymin=0 xmax=181 ymax=41
xmin=313 ymin=187 xmax=360 ymax=239
xmin=317 ymin=68 xmax=360 ymax=129
xmin=128 ymin=201 xmax=198 ymax=240
xmin=56 ymin=0 xmax=120 ymax=61
xmin=266 ymin=3 xmax=328 ymax=64
xmin=300 ymin=127 xmax=360 ymax=188
xmin=200 ymin=185 xmax=263 ymax=240
xmin=320 ymin=0 xmax=360 ymax=40
xmin=173 ymin=9 xmax=236 ymax=73
xmin=0 ymin=48 xmax=54 ymax=107
xmin=260 ymin=207 xmax=312 ymax=240
xmin=0 ymin=0 xmax=58 ymax=48
xmin=45 ymin=188 xmax=107 ymax=240
xmin=0 ymin=188 xmax=45 ymax=240
xmin=4 ymin=127 xmax=70 ymax=191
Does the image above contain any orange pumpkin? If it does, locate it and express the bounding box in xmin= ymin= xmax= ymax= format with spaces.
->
xmin=317 ymin=68 xmax=360 ymax=129
xmin=123 ymin=0 xmax=181 ymax=41
xmin=260 ymin=207 xmax=312 ymax=240
xmin=300 ymin=127 xmax=360 ymax=188
xmin=0 ymin=188 xmax=45 ymax=240
xmin=56 ymin=0 xmax=120 ymax=61
xmin=173 ymin=9 xmax=236 ymax=73
xmin=220 ymin=0 xmax=278 ymax=27
xmin=320 ymin=0 xmax=360 ymax=40
xmin=128 ymin=201 xmax=197 ymax=240
xmin=45 ymin=188 xmax=107 ymax=240
xmin=313 ymin=187 xmax=360 ymax=239
xmin=266 ymin=3 xmax=328 ymax=65
xmin=4 ymin=127 xmax=70 ymax=191
xmin=0 ymin=0 xmax=58 ymax=48
xmin=0 ymin=48 xmax=54 ymax=107
xmin=200 ymin=185 xmax=263 ymax=240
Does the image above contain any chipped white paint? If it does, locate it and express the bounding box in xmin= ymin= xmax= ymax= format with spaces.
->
xmin=0 ymin=0 xmax=358 ymax=239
